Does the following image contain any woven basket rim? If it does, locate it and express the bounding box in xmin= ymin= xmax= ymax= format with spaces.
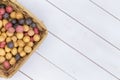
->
xmin=0 ymin=0 xmax=48 ymax=78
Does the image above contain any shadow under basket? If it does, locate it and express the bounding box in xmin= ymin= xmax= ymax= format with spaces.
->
xmin=0 ymin=0 xmax=48 ymax=78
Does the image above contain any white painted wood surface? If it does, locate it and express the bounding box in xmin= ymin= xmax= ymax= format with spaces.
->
xmin=4 ymin=0 xmax=120 ymax=80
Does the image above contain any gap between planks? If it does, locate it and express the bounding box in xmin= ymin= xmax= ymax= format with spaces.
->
xmin=36 ymin=52 xmax=77 ymax=80
xmin=19 ymin=70 xmax=33 ymax=80
xmin=89 ymin=0 xmax=120 ymax=22
xmin=46 ymin=0 xmax=120 ymax=55
xmin=48 ymin=31 xmax=120 ymax=80
xmin=44 ymin=0 xmax=120 ymax=80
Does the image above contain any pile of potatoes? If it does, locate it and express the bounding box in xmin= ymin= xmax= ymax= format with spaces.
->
xmin=0 ymin=3 xmax=41 ymax=70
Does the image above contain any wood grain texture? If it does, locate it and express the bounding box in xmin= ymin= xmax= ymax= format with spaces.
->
xmin=42 ymin=0 xmax=120 ymax=78
xmin=37 ymin=33 xmax=118 ymax=80
xmin=92 ymin=0 xmax=120 ymax=19
xmin=48 ymin=0 xmax=120 ymax=50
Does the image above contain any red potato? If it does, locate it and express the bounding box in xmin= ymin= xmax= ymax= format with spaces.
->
xmin=8 ymin=27 xmax=15 ymax=33
xmin=30 ymin=37 xmax=34 ymax=42
xmin=16 ymin=25 xmax=24 ymax=33
xmin=0 ymin=8 xmax=5 ymax=15
xmin=5 ymin=22 xmax=12 ymax=30
xmin=34 ymin=27 xmax=39 ymax=34
xmin=3 ymin=61 xmax=11 ymax=70
xmin=6 ymin=6 xmax=13 ymax=13
xmin=0 ymin=41 xmax=6 ymax=48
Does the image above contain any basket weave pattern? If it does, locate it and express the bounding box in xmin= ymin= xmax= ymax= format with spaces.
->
xmin=0 ymin=0 xmax=48 ymax=78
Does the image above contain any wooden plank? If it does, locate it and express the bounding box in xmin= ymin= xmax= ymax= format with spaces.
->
xmin=20 ymin=53 xmax=75 ymax=80
xmin=47 ymin=0 xmax=120 ymax=50
xmin=37 ymin=33 xmax=118 ymax=80
xmin=18 ymin=0 xmax=120 ymax=79
xmin=91 ymin=0 xmax=120 ymax=19
xmin=0 ymin=72 xmax=30 ymax=80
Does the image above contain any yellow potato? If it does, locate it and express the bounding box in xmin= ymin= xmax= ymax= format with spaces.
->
xmin=1 ymin=28 xmax=6 ymax=32
xmin=6 ymin=37 xmax=12 ymax=43
xmin=6 ymin=53 xmax=12 ymax=60
xmin=1 ymin=32 xmax=7 ymax=38
xmin=16 ymin=32 xmax=24 ymax=39
xmin=5 ymin=46 xmax=11 ymax=53
xmin=2 ymin=19 xmax=8 ymax=26
xmin=14 ymin=42 xmax=18 ymax=47
xmin=6 ymin=31 xmax=14 ymax=37
xmin=33 ymin=34 xmax=41 ymax=42
xmin=18 ymin=47 xmax=23 ymax=53
xmin=9 ymin=57 xmax=16 ymax=65
xmin=17 ymin=40 xmax=25 ymax=47
xmin=0 ymin=48 xmax=5 ymax=56
xmin=23 ymin=36 xmax=30 ymax=43
xmin=10 ymin=11 xmax=16 ymax=19
xmin=0 ymin=35 xmax=5 ymax=42
xmin=16 ymin=12 xmax=23 ymax=19
xmin=27 ymin=42 xmax=34 ymax=47
xmin=28 ymin=29 xmax=34 ymax=36
xmin=11 ymin=36 xmax=17 ymax=42
xmin=20 ymin=51 xmax=26 ymax=57
xmin=11 ymin=48 xmax=17 ymax=56
xmin=0 ymin=56 xmax=5 ymax=64
xmin=24 ymin=46 xmax=32 ymax=53
xmin=23 ymin=25 xmax=29 ymax=32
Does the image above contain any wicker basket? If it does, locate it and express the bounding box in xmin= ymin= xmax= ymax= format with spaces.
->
xmin=0 ymin=0 xmax=48 ymax=78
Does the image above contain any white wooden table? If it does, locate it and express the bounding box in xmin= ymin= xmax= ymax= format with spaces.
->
xmin=1 ymin=0 xmax=120 ymax=80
